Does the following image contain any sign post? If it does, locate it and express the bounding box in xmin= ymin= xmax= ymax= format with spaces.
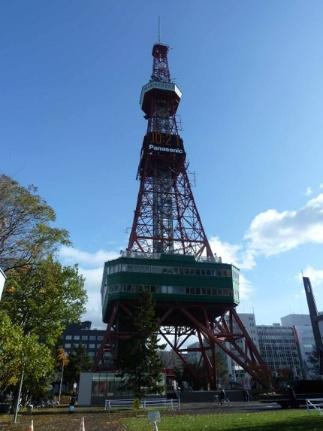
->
xmin=0 ymin=267 xmax=6 ymax=300
xmin=147 ymin=411 xmax=161 ymax=431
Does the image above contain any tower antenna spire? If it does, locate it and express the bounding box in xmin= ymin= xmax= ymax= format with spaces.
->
xmin=158 ymin=16 xmax=161 ymax=43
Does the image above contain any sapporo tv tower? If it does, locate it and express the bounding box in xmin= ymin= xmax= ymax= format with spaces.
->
xmin=96 ymin=42 xmax=269 ymax=387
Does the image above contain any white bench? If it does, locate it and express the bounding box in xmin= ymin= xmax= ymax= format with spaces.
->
xmin=104 ymin=399 xmax=134 ymax=412
xmin=104 ymin=398 xmax=180 ymax=412
xmin=306 ymin=398 xmax=323 ymax=414
xmin=142 ymin=398 xmax=180 ymax=410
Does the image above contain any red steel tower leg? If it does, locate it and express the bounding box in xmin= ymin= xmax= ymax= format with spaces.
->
xmin=157 ymin=305 xmax=269 ymax=387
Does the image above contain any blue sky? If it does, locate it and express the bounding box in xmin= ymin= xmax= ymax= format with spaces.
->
xmin=2 ymin=1 xmax=323 ymax=327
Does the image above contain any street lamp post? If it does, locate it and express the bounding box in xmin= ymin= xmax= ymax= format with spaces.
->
xmin=14 ymin=366 xmax=25 ymax=423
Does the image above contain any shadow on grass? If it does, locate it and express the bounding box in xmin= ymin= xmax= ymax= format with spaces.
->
xmin=0 ymin=412 xmax=123 ymax=431
xmin=217 ymin=415 xmax=322 ymax=431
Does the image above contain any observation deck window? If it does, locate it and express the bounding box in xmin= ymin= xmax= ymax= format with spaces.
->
xmin=106 ymin=262 xmax=235 ymax=279
xmin=106 ymin=283 xmax=234 ymax=298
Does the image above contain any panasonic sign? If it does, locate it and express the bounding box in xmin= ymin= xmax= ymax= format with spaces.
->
xmin=149 ymin=144 xmax=183 ymax=154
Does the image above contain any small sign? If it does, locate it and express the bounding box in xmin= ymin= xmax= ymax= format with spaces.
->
xmin=0 ymin=268 xmax=6 ymax=301
xmin=147 ymin=411 xmax=161 ymax=423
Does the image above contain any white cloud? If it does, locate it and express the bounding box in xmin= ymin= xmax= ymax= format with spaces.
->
xmin=302 ymin=266 xmax=323 ymax=287
xmin=209 ymin=236 xmax=255 ymax=270
xmin=320 ymin=184 xmax=323 ymax=189
xmin=59 ymin=245 xmax=119 ymax=268
xmin=208 ymin=236 xmax=254 ymax=300
xmin=239 ymin=274 xmax=253 ymax=300
xmin=79 ymin=267 xmax=104 ymax=328
xmin=208 ymin=191 xmax=323 ymax=302
xmin=293 ymin=266 xmax=323 ymax=308
xmin=305 ymin=186 xmax=313 ymax=196
xmin=79 ymin=267 xmax=103 ymax=293
xmin=59 ymin=246 xmax=120 ymax=328
xmin=244 ymin=192 xmax=323 ymax=257
xmin=209 ymin=236 xmax=240 ymax=265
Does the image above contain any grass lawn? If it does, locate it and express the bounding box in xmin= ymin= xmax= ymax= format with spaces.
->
xmin=1 ymin=408 xmax=322 ymax=431
xmin=125 ymin=410 xmax=323 ymax=431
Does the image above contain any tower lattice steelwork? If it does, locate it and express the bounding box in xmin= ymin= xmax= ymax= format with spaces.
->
xmin=128 ymin=43 xmax=212 ymax=259
xmin=95 ymin=43 xmax=270 ymax=388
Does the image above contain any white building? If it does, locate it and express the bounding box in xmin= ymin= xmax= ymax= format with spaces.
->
xmin=226 ymin=313 xmax=259 ymax=385
xmin=281 ymin=314 xmax=318 ymax=378
xmin=257 ymin=323 xmax=303 ymax=379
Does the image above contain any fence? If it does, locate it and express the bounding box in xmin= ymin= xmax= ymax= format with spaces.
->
xmin=104 ymin=398 xmax=180 ymax=412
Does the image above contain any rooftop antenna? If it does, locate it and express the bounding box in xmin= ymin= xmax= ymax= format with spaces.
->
xmin=158 ymin=16 xmax=161 ymax=43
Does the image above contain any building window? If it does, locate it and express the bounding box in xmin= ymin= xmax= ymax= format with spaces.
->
xmin=65 ymin=335 xmax=72 ymax=340
xmin=97 ymin=336 xmax=104 ymax=341
xmin=73 ymin=335 xmax=80 ymax=340
xmin=89 ymin=335 xmax=96 ymax=341
xmin=64 ymin=343 xmax=71 ymax=349
xmin=81 ymin=335 xmax=88 ymax=341
xmin=89 ymin=344 xmax=95 ymax=349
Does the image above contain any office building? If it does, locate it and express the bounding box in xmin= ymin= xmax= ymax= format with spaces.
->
xmin=281 ymin=314 xmax=319 ymax=378
xmin=61 ymin=321 xmax=105 ymax=361
xmin=257 ymin=324 xmax=303 ymax=379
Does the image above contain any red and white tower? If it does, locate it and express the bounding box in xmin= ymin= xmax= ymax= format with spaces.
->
xmin=96 ymin=43 xmax=270 ymax=389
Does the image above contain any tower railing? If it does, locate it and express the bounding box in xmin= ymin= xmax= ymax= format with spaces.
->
xmin=119 ymin=249 xmax=222 ymax=263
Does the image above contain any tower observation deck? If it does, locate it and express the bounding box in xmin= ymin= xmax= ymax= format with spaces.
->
xmin=96 ymin=43 xmax=269 ymax=388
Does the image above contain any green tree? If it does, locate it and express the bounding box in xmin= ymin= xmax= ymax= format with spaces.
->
xmin=63 ymin=346 xmax=92 ymax=390
xmin=0 ymin=311 xmax=53 ymax=393
xmin=180 ymin=361 xmax=209 ymax=390
xmin=0 ymin=311 xmax=23 ymax=391
xmin=0 ymin=174 xmax=69 ymax=271
xmin=0 ymin=176 xmax=87 ymax=403
xmin=117 ymin=292 xmax=165 ymax=399
xmin=1 ymin=258 xmax=87 ymax=347
xmin=174 ymin=346 xmax=228 ymax=390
